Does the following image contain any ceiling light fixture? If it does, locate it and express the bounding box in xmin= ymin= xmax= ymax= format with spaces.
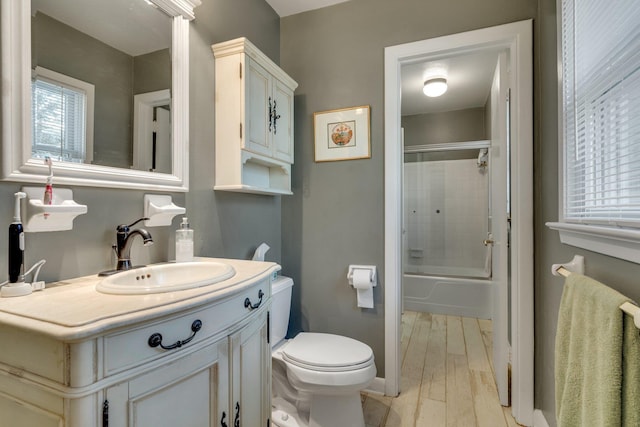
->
xmin=423 ymin=77 xmax=448 ymax=97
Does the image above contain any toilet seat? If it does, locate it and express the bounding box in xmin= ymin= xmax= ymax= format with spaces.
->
xmin=282 ymin=332 xmax=374 ymax=372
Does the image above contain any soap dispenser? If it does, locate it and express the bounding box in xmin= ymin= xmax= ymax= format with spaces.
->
xmin=175 ymin=217 xmax=194 ymax=262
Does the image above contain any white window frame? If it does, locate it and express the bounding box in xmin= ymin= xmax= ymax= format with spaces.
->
xmin=31 ymin=66 xmax=94 ymax=164
xmin=547 ymin=0 xmax=640 ymax=263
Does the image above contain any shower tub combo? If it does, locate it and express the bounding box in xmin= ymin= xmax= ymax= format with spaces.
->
xmin=403 ymin=141 xmax=494 ymax=319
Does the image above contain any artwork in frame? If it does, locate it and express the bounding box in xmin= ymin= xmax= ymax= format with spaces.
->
xmin=313 ymin=105 xmax=371 ymax=162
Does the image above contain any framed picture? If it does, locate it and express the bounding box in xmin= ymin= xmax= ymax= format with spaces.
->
xmin=313 ymin=105 xmax=371 ymax=162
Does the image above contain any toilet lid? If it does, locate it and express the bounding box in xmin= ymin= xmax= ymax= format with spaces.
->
xmin=282 ymin=332 xmax=374 ymax=372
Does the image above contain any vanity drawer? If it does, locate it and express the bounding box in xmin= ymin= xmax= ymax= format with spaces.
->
xmin=103 ymin=278 xmax=270 ymax=377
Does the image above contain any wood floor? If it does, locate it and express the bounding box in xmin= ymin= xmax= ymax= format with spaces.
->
xmin=361 ymin=311 xmax=521 ymax=427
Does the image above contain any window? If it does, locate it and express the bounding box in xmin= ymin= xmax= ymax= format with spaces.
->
xmin=547 ymin=0 xmax=640 ymax=262
xmin=31 ymin=67 xmax=94 ymax=164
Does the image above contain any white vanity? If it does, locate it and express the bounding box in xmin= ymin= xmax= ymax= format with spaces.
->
xmin=0 ymin=258 xmax=277 ymax=427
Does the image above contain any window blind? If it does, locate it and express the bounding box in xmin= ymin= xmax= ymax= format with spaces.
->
xmin=562 ymin=0 xmax=640 ymax=226
xmin=32 ymin=77 xmax=87 ymax=163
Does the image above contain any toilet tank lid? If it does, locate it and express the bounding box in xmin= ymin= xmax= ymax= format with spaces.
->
xmin=272 ymin=275 xmax=294 ymax=293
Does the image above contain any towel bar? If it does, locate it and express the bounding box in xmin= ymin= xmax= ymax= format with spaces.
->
xmin=555 ymin=265 xmax=640 ymax=329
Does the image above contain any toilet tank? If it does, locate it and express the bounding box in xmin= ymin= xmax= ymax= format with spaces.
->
xmin=271 ymin=276 xmax=293 ymax=348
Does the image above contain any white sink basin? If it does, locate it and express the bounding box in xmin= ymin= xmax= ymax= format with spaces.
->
xmin=96 ymin=261 xmax=236 ymax=295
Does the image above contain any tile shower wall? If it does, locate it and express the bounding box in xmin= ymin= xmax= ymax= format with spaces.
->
xmin=404 ymin=158 xmax=489 ymax=273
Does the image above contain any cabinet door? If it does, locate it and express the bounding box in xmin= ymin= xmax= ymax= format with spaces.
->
xmin=105 ymin=339 xmax=227 ymax=427
xmin=0 ymin=396 xmax=63 ymax=427
xmin=245 ymin=59 xmax=272 ymax=157
xmin=272 ymin=78 xmax=294 ymax=164
xmin=230 ymin=309 xmax=271 ymax=427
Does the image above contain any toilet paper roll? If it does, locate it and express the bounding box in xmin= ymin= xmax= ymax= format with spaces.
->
xmin=352 ymin=269 xmax=372 ymax=289
xmin=352 ymin=268 xmax=374 ymax=308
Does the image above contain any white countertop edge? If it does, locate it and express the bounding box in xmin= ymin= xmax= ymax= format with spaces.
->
xmin=0 ymin=257 xmax=280 ymax=341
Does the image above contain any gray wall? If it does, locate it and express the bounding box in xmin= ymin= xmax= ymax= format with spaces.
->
xmin=8 ymin=1 xmax=640 ymax=423
xmin=0 ymin=0 xmax=282 ymax=285
xmin=281 ymin=0 xmax=640 ymax=423
xmin=133 ymin=49 xmax=171 ymax=95
xmin=534 ymin=0 xmax=640 ymax=424
xmin=280 ymin=0 xmax=537 ymax=378
xmin=402 ymin=107 xmax=486 ymax=147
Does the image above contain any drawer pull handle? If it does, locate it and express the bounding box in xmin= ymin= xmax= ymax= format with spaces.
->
xmin=148 ymin=319 xmax=203 ymax=350
xmin=221 ymin=411 xmax=228 ymax=427
xmin=234 ymin=402 xmax=240 ymax=427
xmin=244 ymin=289 xmax=264 ymax=310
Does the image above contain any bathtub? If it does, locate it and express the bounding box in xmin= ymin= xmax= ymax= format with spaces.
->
xmin=403 ymin=269 xmax=492 ymax=319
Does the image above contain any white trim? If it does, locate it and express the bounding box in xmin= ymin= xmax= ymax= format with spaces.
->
xmin=546 ymin=222 xmax=640 ymax=263
xmin=384 ymin=20 xmax=534 ymax=425
xmin=384 ymin=42 xmax=403 ymax=397
xmin=363 ymin=377 xmax=386 ymax=395
xmin=133 ymin=89 xmax=171 ymax=172
xmin=533 ymin=409 xmax=551 ymax=427
xmin=151 ymin=0 xmax=201 ymax=20
xmin=1 ymin=0 xmax=193 ymax=192
xmin=404 ymin=140 xmax=489 ymax=153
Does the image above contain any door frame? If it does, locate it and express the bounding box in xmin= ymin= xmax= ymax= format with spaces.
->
xmin=383 ymin=20 xmax=533 ymax=425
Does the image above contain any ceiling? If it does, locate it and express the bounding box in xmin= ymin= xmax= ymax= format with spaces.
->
xmin=401 ymin=50 xmax=501 ymax=116
xmin=32 ymin=0 xmax=172 ymax=56
xmin=265 ymin=0 xmax=351 ymax=17
xmin=32 ymin=0 xmax=350 ymax=56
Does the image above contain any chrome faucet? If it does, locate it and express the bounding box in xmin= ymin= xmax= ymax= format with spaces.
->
xmin=99 ymin=218 xmax=154 ymax=275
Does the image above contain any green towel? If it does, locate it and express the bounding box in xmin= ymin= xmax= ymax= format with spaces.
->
xmin=555 ymin=273 xmax=640 ymax=427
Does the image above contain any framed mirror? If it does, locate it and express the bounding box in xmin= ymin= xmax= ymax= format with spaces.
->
xmin=1 ymin=0 xmax=200 ymax=191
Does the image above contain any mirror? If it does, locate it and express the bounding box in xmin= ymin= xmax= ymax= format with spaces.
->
xmin=1 ymin=0 xmax=200 ymax=191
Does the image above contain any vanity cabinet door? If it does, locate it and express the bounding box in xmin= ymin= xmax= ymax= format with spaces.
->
xmin=104 ymin=338 xmax=227 ymax=427
xmin=229 ymin=308 xmax=271 ymax=427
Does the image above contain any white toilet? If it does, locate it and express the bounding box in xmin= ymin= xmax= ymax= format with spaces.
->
xmin=271 ymin=276 xmax=376 ymax=427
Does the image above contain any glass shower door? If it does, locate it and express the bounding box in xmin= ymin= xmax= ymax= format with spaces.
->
xmin=403 ymin=148 xmax=490 ymax=278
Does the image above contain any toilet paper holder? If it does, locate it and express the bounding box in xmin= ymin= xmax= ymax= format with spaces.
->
xmin=347 ymin=265 xmax=377 ymax=287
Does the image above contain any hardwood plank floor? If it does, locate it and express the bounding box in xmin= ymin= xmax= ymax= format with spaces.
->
xmin=362 ymin=312 xmax=521 ymax=427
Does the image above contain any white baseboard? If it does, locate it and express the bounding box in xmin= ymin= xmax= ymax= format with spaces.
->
xmin=364 ymin=377 xmax=385 ymax=395
xmin=533 ymin=409 xmax=551 ymax=427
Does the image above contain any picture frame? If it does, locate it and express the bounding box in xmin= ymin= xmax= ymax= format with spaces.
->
xmin=313 ymin=105 xmax=371 ymax=162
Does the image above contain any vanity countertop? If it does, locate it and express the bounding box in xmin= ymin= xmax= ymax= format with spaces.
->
xmin=0 ymin=257 xmax=279 ymax=341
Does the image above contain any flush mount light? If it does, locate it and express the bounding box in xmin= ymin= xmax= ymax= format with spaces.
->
xmin=423 ymin=77 xmax=448 ymax=97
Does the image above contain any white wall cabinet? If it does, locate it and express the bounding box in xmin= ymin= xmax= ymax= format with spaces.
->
xmin=213 ymin=37 xmax=298 ymax=195
xmin=0 ymin=258 xmax=276 ymax=427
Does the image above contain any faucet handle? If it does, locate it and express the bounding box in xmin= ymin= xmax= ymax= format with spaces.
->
xmin=117 ymin=218 xmax=150 ymax=232
xmin=127 ymin=217 xmax=149 ymax=228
